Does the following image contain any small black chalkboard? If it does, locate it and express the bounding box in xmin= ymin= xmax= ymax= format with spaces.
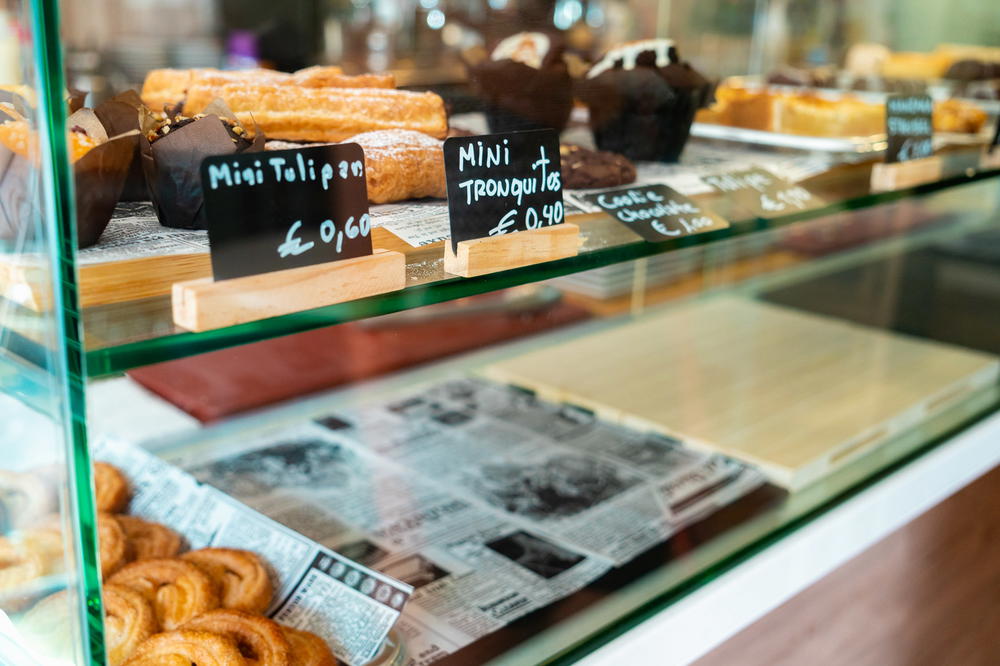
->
xmin=885 ymin=94 xmax=933 ymax=164
xmin=443 ymin=130 xmax=563 ymax=253
xmin=582 ymin=184 xmax=728 ymax=242
xmin=701 ymin=167 xmax=825 ymax=218
xmin=991 ymin=117 xmax=1000 ymax=154
xmin=201 ymin=144 xmax=372 ymax=281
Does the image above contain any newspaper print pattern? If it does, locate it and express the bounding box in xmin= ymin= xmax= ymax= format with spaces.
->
xmin=94 ymin=439 xmax=413 ymax=666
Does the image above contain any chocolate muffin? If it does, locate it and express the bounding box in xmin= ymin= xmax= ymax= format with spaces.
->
xmin=560 ymin=144 xmax=636 ymax=189
xmin=140 ymin=108 xmax=263 ymax=229
xmin=577 ymin=39 xmax=711 ymax=163
xmin=468 ymin=32 xmax=573 ymax=134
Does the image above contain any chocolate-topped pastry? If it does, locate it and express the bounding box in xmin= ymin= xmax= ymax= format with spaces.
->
xmin=146 ymin=113 xmax=253 ymax=150
xmin=766 ymin=66 xmax=837 ymax=89
xmin=468 ymin=32 xmax=573 ymax=134
xmin=577 ymin=39 xmax=711 ymax=163
xmin=945 ymin=59 xmax=1000 ymax=82
xmin=140 ymin=102 xmax=264 ymax=229
xmin=559 ymin=144 xmax=636 ymax=189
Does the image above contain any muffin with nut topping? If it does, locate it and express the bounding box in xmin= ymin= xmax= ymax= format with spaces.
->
xmin=139 ymin=101 xmax=263 ymax=229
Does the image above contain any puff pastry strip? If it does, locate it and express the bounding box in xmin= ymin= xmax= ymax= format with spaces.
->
xmin=183 ymin=83 xmax=448 ymax=142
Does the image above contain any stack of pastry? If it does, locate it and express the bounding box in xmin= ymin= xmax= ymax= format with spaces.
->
xmin=142 ymin=66 xmax=449 ymax=204
xmin=141 ymin=66 xmax=396 ymax=111
xmin=93 ymin=462 xmax=338 ymax=666
xmin=697 ymin=82 xmax=988 ymax=137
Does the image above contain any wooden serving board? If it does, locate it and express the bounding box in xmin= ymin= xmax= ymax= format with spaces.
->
xmin=0 ymin=203 xmax=431 ymax=311
xmin=484 ymin=297 xmax=1000 ymax=490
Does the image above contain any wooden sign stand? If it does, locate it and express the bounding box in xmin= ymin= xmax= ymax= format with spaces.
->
xmin=870 ymin=155 xmax=943 ymax=193
xmin=980 ymin=148 xmax=1000 ymax=171
xmin=443 ymin=223 xmax=581 ymax=278
xmin=172 ymin=249 xmax=405 ymax=332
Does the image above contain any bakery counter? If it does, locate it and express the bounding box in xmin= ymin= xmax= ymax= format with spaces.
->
xmin=103 ymin=211 xmax=1000 ymax=663
xmin=42 ymin=158 xmax=1000 ymax=377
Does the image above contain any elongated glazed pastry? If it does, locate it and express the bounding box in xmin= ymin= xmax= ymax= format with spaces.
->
xmin=346 ymin=129 xmax=447 ymax=203
xmin=142 ymin=66 xmax=395 ymax=111
xmin=183 ymin=83 xmax=448 ymax=142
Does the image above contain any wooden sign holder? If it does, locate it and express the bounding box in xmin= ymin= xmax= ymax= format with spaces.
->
xmin=980 ymin=148 xmax=1000 ymax=171
xmin=172 ymin=249 xmax=406 ymax=332
xmin=443 ymin=223 xmax=581 ymax=278
xmin=870 ymin=155 xmax=943 ymax=193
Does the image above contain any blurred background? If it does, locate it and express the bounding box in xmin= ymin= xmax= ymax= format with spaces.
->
xmin=0 ymin=0 xmax=988 ymax=100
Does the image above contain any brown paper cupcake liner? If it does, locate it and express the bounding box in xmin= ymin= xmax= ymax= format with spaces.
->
xmin=139 ymin=100 xmax=264 ymax=230
xmin=0 ymin=104 xmax=135 ymax=248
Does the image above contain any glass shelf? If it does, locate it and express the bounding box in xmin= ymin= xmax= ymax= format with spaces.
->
xmin=140 ymin=221 xmax=1000 ymax=664
xmin=83 ymin=156 xmax=999 ymax=376
xmin=3 ymin=148 xmax=997 ymax=378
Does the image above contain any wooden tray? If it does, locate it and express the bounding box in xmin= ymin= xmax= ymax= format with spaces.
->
xmin=484 ymin=297 xmax=999 ymax=490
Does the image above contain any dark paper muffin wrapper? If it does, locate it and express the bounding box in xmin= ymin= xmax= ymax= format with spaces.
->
xmin=140 ymin=106 xmax=264 ymax=230
xmin=0 ymin=106 xmax=136 ymax=248
xmin=94 ymin=90 xmax=148 ymax=202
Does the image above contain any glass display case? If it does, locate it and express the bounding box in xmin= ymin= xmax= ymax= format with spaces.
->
xmin=2 ymin=0 xmax=999 ymax=664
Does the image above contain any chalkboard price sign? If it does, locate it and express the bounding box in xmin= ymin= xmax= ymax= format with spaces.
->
xmin=885 ymin=94 xmax=933 ymax=164
xmin=443 ymin=130 xmax=564 ymax=253
xmin=701 ymin=167 xmax=825 ymax=218
xmin=201 ymin=144 xmax=373 ymax=281
xmin=582 ymin=184 xmax=728 ymax=242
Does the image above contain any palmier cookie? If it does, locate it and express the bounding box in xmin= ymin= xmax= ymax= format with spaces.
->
xmin=123 ymin=630 xmax=244 ymax=666
xmin=0 ymin=470 xmax=55 ymax=527
xmin=182 ymin=548 xmax=273 ymax=614
xmin=99 ymin=513 xmax=133 ymax=579
xmin=183 ymin=609 xmax=291 ymax=666
xmin=110 ymin=558 xmax=220 ymax=630
xmin=117 ymin=516 xmax=183 ymax=560
xmin=280 ymin=625 xmax=338 ymax=666
xmin=104 ymin=583 xmax=158 ymax=666
xmin=94 ymin=462 xmax=130 ymax=513
xmin=0 ymin=528 xmax=64 ymax=591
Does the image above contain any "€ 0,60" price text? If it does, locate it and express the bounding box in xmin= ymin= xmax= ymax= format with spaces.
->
xmin=278 ymin=214 xmax=371 ymax=258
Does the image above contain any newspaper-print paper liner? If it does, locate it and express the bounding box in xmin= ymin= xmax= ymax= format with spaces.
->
xmin=139 ymin=99 xmax=265 ymax=230
xmin=0 ymin=100 xmax=135 ymax=248
xmin=95 ymin=438 xmax=413 ymax=666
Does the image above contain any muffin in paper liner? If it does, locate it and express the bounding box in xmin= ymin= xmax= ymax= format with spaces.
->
xmin=94 ymin=89 xmax=149 ymax=202
xmin=467 ymin=32 xmax=573 ymax=134
xmin=576 ymin=40 xmax=712 ymax=163
xmin=0 ymin=97 xmax=135 ymax=248
xmin=139 ymin=99 xmax=264 ymax=230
